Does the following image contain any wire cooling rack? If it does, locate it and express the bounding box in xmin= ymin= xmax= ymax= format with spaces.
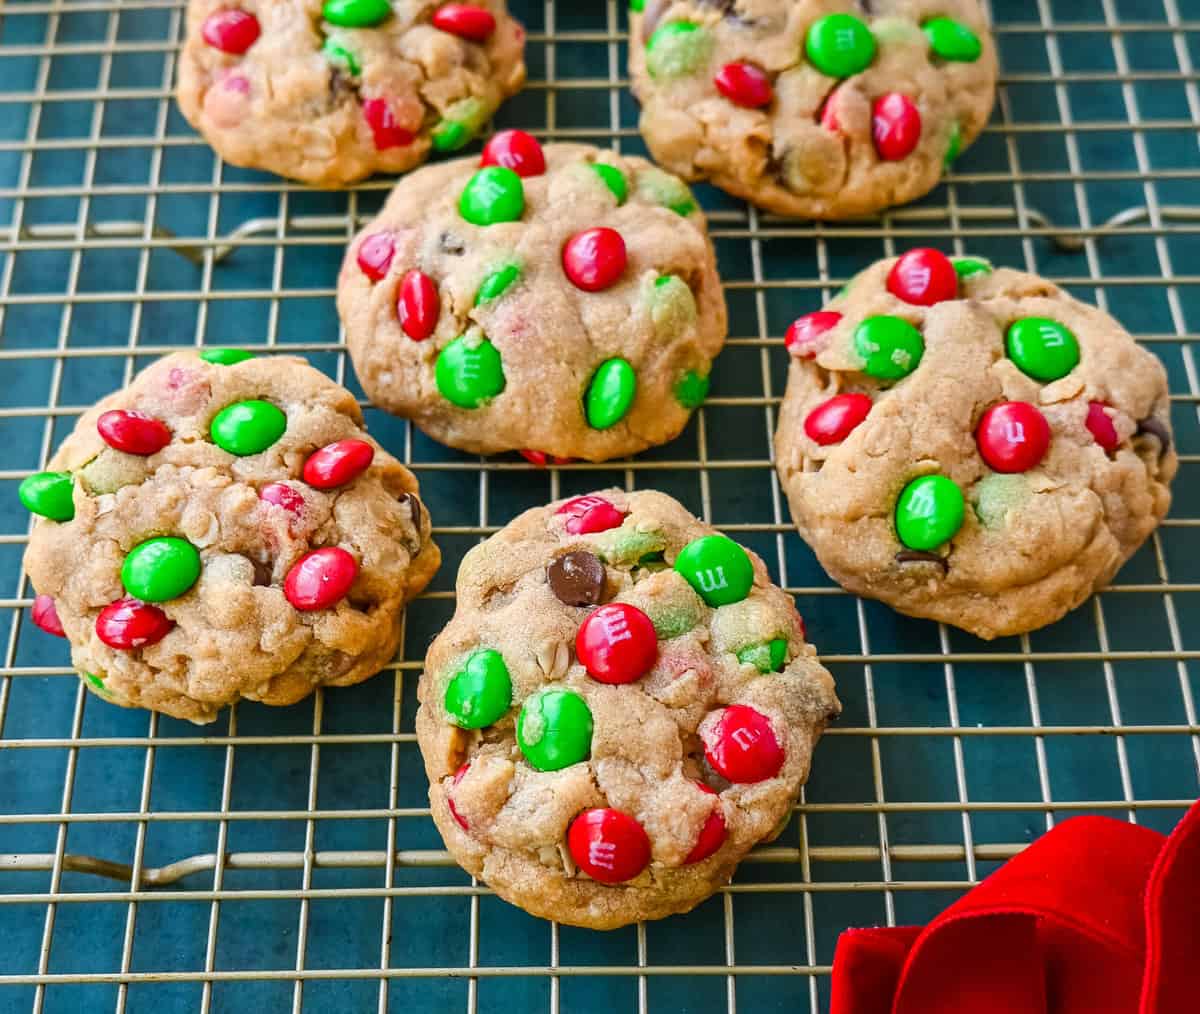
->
xmin=2 ymin=1 xmax=1200 ymax=1011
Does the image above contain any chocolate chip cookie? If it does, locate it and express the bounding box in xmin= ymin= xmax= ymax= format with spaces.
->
xmin=415 ymin=489 xmax=838 ymax=929
xmin=629 ymin=1 xmax=997 ymax=219
xmin=177 ymin=1 xmax=526 ymax=185
xmin=22 ymin=350 xmax=439 ymax=724
xmin=338 ymin=139 xmax=728 ymax=460
xmin=775 ymin=251 xmax=1176 ymax=639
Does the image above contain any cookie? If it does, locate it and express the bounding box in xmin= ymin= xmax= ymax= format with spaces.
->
xmin=628 ymin=1 xmax=997 ymax=219
xmin=775 ymin=251 xmax=1177 ymax=640
xmin=22 ymin=351 xmax=440 ymax=724
xmin=176 ymin=1 xmax=526 ymax=186
xmin=415 ymin=489 xmax=838 ymax=929
xmin=338 ymin=139 xmax=728 ymax=460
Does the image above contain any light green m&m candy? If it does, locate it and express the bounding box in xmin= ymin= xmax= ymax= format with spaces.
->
xmin=122 ymin=536 xmax=201 ymax=602
xmin=517 ymin=688 xmax=593 ymax=771
xmin=674 ymin=534 xmax=754 ymax=607
xmin=637 ymin=167 xmax=697 ymax=216
xmin=674 ymin=369 xmax=709 ymax=410
xmin=19 ymin=471 xmax=75 ymax=521
xmin=895 ymin=475 xmax=964 ymax=551
xmin=1006 ymin=318 xmax=1080 ymax=382
xmin=646 ymin=21 xmax=714 ymax=78
xmin=953 ymin=257 xmax=992 ymax=280
xmin=806 ymin=13 xmax=876 ymax=78
xmin=923 ymin=17 xmax=982 ymax=62
xmin=436 ymin=336 xmax=506 ymax=408
xmin=200 ymin=348 xmax=254 ymax=365
xmin=322 ymin=37 xmax=360 ymax=76
xmin=476 ymin=263 xmax=520 ymax=304
xmin=444 ymin=649 xmax=512 ymax=730
xmin=854 ymin=316 xmax=925 ymax=380
xmin=585 ymin=358 xmax=636 ymax=429
xmin=322 ymin=0 xmax=390 ymax=29
xmin=737 ymin=638 xmax=788 ymax=674
xmin=459 ymin=167 xmax=525 ymax=226
xmin=591 ymin=163 xmax=627 ymax=204
xmin=210 ymin=400 xmax=287 ymax=456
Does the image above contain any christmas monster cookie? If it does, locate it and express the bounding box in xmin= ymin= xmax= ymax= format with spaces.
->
xmin=775 ymin=251 xmax=1176 ymax=639
xmin=415 ymin=489 xmax=838 ymax=929
xmin=21 ymin=351 xmax=439 ymax=724
xmin=628 ymin=1 xmax=997 ymax=219
xmin=177 ymin=1 xmax=526 ymax=185
xmin=339 ymin=140 xmax=727 ymax=460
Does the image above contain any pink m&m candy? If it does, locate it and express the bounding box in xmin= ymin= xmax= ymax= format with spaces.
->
xmin=702 ymin=704 xmax=784 ymax=783
xmin=557 ymin=495 xmax=625 ymax=535
xmin=562 ymin=227 xmax=626 ymax=292
xmin=804 ymin=393 xmax=872 ymax=446
xmin=887 ymin=248 xmax=957 ymax=306
xmin=976 ymin=401 xmax=1050 ymax=473
xmin=96 ymin=598 xmax=174 ymax=651
xmin=714 ymin=62 xmax=772 ymax=108
xmin=873 ymin=93 xmax=921 ymax=161
xmin=1086 ymin=401 xmax=1120 ymax=453
xmin=785 ymin=311 xmax=841 ymax=358
xmin=363 ymin=97 xmax=415 ymax=151
xmin=818 ymin=89 xmax=842 ymax=131
xmin=302 ymin=439 xmax=374 ymax=489
xmin=683 ymin=783 xmax=727 ymax=865
xmin=481 ymin=129 xmax=546 ymax=178
xmin=201 ymin=9 xmax=260 ymax=54
xmin=356 ymin=232 xmax=395 ymax=281
xmin=576 ymin=603 xmax=657 ymax=685
xmin=97 ymin=410 xmax=171 ymax=456
xmin=432 ymin=4 xmax=496 ymax=41
xmin=447 ymin=763 xmax=470 ymax=831
xmin=283 ymin=547 xmax=358 ymax=611
xmin=567 ymin=807 xmax=652 ymax=883
xmin=398 ymin=270 xmax=439 ymax=341
xmin=32 ymin=594 xmax=65 ymax=638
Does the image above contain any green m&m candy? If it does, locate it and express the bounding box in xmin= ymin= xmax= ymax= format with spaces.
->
xmin=806 ymin=13 xmax=876 ymax=78
xmin=210 ymin=400 xmax=287 ymax=456
xmin=737 ymin=638 xmax=788 ymax=674
xmin=944 ymin=121 xmax=963 ymax=167
xmin=923 ymin=17 xmax=982 ymax=62
xmin=459 ymin=167 xmax=525 ymax=226
xmin=674 ymin=534 xmax=754 ymax=607
xmin=433 ymin=120 xmax=470 ymax=152
xmin=200 ymin=348 xmax=254 ymax=365
xmin=674 ymin=369 xmax=709 ymax=410
xmin=476 ymin=263 xmax=520 ymax=304
xmin=83 ymin=671 xmax=110 ymax=696
xmin=1006 ymin=318 xmax=1080 ymax=382
xmin=322 ymin=0 xmax=391 ymax=28
xmin=591 ymin=163 xmax=627 ymax=204
xmin=854 ymin=316 xmax=925 ymax=380
xmin=122 ymin=536 xmax=201 ymax=602
xmin=19 ymin=471 xmax=75 ymax=521
xmin=322 ymin=37 xmax=360 ymax=76
xmin=895 ymin=475 xmax=964 ymax=551
xmin=954 ymin=257 xmax=992 ymax=280
xmin=585 ymin=358 xmax=636 ymax=429
xmin=444 ymin=649 xmax=512 ymax=729
xmin=517 ymin=688 xmax=594 ymax=771
xmin=436 ymin=336 xmax=506 ymax=408
xmin=630 ymin=0 xmax=644 ymax=10
xmin=646 ymin=21 xmax=713 ymax=78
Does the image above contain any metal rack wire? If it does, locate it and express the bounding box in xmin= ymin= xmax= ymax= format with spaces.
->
xmin=1 ymin=1 xmax=1199 ymax=1012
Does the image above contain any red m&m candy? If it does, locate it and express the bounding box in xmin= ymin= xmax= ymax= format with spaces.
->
xmin=447 ymin=763 xmax=470 ymax=830
xmin=32 ymin=594 xmax=65 ymax=638
xmin=96 ymin=598 xmax=174 ymax=651
xmin=804 ymin=393 xmax=872 ymax=445
xmin=1086 ymin=401 xmax=1120 ymax=452
xmin=818 ymin=89 xmax=842 ymax=131
xmin=702 ymin=704 xmax=784 ymax=783
xmin=520 ymin=449 xmax=573 ymax=467
xmin=873 ymin=93 xmax=921 ymax=161
xmin=887 ymin=248 xmax=958 ymax=306
xmin=481 ymin=129 xmax=546 ymax=178
xmin=567 ymin=808 xmax=651 ymax=883
xmin=785 ymin=311 xmax=842 ymax=359
xmin=362 ymin=97 xmax=415 ymax=150
xmin=302 ymin=439 xmax=374 ymax=489
xmin=562 ymin=228 xmax=626 ymax=292
xmin=201 ymin=9 xmax=260 ymax=54
xmin=714 ymin=61 xmax=772 ymax=108
xmin=557 ymin=495 xmax=625 ymax=535
xmin=432 ymin=4 xmax=496 ymax=41
xmin=283 ymin=547 xmax=358 ymax=611
xmin=97 ymin=410 xmax=171 ymax=456
xmin=576 ymin=603 xmax=658 ymax=685
xmin=356 ymin=232 xmax=395 ymax=281
xmin=398 ymin=269 xmax=440 ymax=342
xmin=683 ymin=782 xmax=727 ymax=864
xmin=260 ymin=482 xmax=306 ymax=515
xmin=976 ymin=401 xmax=1050 ymax=473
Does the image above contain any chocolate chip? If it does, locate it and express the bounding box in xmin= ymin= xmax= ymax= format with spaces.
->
xmin=1135 ymin=415 xmax=1172 ymax=455
xmin=547 ymin=550 xmax=606 ymax=607
xmin=329 ymin=68 xmax=353 ymax=101
xmin=895 ymin=550 xmax=950 ymax=573
xmin=250 ymin=557 xmax=274 ymax=587
xmin=400 ymin=492 xmax=424 ymax=555
xmin=439 ymin=232 xmax=465 ymax=256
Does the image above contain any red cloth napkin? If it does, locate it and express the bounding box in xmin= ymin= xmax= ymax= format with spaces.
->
xmin=830 ymin=798 xmax=1200 ymax=1014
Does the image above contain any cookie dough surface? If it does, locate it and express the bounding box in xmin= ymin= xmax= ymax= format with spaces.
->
xmin=177 ymin=1 xmax=526 ymax=185
xmin=22 ymin=352 xmax=439 ymax=724
xmin=775 ymin=255 xmax=1176 ymax=640
xmin=629 ymin=1 xmax=997 ymax=219
xmin=339 ymin=141 xmax=728 ymax=460
xmin=416 ymin=489 xmax=838 ymax=929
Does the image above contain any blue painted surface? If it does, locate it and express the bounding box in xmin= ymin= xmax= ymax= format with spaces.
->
xmin=1 ymin=1 xmax=1199 ymax=1011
